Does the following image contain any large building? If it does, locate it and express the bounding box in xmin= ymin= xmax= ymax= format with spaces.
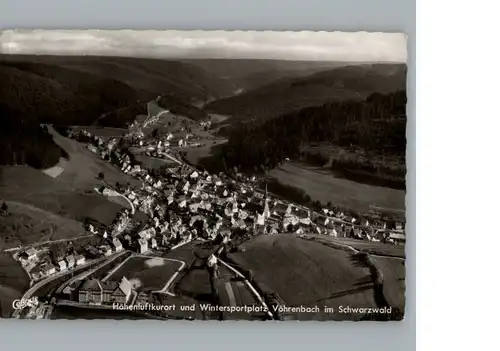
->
xmin=78 ymin=277 xmax=132 ymax=305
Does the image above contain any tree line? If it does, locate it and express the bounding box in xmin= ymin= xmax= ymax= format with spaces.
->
xmin=215 ymin=90 xmax=407 ymax=186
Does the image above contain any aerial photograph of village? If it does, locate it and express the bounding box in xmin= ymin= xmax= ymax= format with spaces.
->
xmin=0 ymin=30 xmax=407 ymax=321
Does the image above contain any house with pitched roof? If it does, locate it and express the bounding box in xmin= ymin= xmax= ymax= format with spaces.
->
xmin=58 ymin=260 xmax=67 ymax=271
xmin=75 ymin=255 xmax=86 ymax=266
xmin=78 ymin=277 xmax=132 ymax=305
xmin=137 ymin=238 xmax=149 ymax=254
xmin=65 ymin=254 xmax=75 ymax=269
xmin=24 ymin=248 xmax=38 ymax=261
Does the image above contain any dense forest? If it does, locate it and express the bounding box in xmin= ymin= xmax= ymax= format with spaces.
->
xmin=0 ymin=62 xmax=142 ymax=126
xmin=0 ymin=58 xmax=216 ymax=168
xmin=0 ymin=62 xmax=143 ymax=169
xmin=213 ymin=90 xmax=407 ymax=188
xmin=0 ymin=106 xmax=68 ymax=169
xmin=205 ymin=63 xmax=407 ymax=122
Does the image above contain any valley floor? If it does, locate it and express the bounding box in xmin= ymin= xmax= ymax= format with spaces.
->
xmin=269 ymin=162 xmax=405 ymax=216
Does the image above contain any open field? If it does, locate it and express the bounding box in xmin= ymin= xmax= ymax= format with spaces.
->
xmin=269 ymin=162 xmax=405 ymax=215
xmin=303 ymin=235 xmax=406 ymax=258
xmin=0 ymin=125 xmax=139 ymax=226
xmin=183 ymin=138 xmax=228 ymax=164
xmin=0 ymin=201 xmax=88 ymax=250
xmin=104 ymin=256 xmax=183 ymax=292
xmin=0 ymin=253 xmax=30 ymax=317
xmin=175 ymin=268 xmax=214 ymax=305
xmin=0 ymin=166 xmax=125 ymax=226
xmin=135 ymin=155 xmax=178 ymax=170
xmin=47 ymin=125 xmax=141 ymax=190
xmin=141 ymin=101 xmax=198 ymax=135
xmin=208 ymin=113 xmax=230 ymax=123
xmin=228 ymin=234 xmax=379 ymax=320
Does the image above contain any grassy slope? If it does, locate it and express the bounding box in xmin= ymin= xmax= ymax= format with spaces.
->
xmin=0 ymin=201 xmax=88 ymax=249
xmin=205 ymin=63 xmax=407 ymax=122
xmin=46 ymin=125 xmax=141 ymax=190
xmin=269 ymin=162 xmax=405 ymax=214
xmin=0 ymin=166 xmax=125 ymax=226
xmin=228 ymin=235 xmax=378 ymax=320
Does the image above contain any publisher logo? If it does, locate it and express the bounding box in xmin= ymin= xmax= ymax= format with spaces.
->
xmin=12 ymin=297 xmax=39 ymax=310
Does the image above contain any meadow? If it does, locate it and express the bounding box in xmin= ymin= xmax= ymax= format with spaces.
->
xmin=269 ymin=162 xmax=405 ymax=216
xmin=228 ymin=234 xmax=380 ymax=321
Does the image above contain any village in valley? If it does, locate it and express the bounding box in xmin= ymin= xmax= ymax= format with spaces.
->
xmin=3 ymin=98 xmax=406 ymax=321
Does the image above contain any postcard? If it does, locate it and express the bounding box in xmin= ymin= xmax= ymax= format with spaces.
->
xmin=0 ymin=30 xmax=407 ymax=321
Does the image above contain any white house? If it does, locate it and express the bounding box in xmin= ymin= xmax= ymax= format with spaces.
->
xmin=103 ymin=245 xmax=113 ymax=256
xmin=25 ymin=248 xmax=38 ymax=261
xmin=138 ymin=238 xmax=149 ymax=254
xmin=43 ymin=264 xmax=57 ymax=276
xmin=151 ymin=238 xmax=158 ymax=249
xmin=75 ymin=255 xmax=86 ymax=266
xmin=113 ymin=238 xmax=123 ymax=252
xmin=138 ymin=227 xmax=156 ymax=240
xmin=207 ymin=254 xmax=217 ymax=268
xmin=58 ymin=260 xmax=67 ymax=271
xmin=177 ymin=197 xmax=187 ymax=209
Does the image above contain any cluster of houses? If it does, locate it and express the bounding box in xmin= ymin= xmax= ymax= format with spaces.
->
xmin=71 ymin=128 xmax=406 ymax=257
xmin=18 ymin=247 xmax=87 ymax=281
xmin=16 ymin=117 xmax=407 ymax=288
xmin=17 ymin=218 xmax=126 ymax=281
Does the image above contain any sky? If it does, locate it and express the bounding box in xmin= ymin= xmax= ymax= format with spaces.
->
xmin=0 ymin=30 xmax=407 ymax=62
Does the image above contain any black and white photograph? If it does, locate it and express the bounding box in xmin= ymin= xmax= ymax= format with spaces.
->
xmin=0 ymin=29 xmax=407 ymax=321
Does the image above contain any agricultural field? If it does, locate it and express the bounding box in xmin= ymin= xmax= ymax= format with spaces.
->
xmin=0 ymin=253 xmax=30 ymax=318
xmin=134 ymin=154 xmax=178 ymax=170
xmin=0 ymin=167 xmax=125 ymax=226
xmin=0 ymin=201 xmax=88 ymax=249
xmin=304 ymin=235 xmax=406 ymax=258
xmin=228 ymin=234 xmax=380 ymax=321
xmin=0 ymin=124 xmax=140 ymax=228
xmin=103 ymin=256 xmax=183 ymax=293
xmin=46 ymin=125 xmax=141 ymax=190
xmin=269 ymin=162 xmax=405 ymax=216
xmin=174 ymin=264 xmax=213 ymax=304
xmin=183 ymin=138 xmax=228 ymax=165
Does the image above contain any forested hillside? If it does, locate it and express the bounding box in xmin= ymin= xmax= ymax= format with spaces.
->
xmin=183 ymin=58 xmax=347 ymax=93
xmin=0 ymin=105 xmax=68 ymax=169
xmin=215 ymin=90 xmax=407 ymax=188
xmin=205 ymin=64 xmax=406 ymax=122
xmin=0 ymin=55 xmax=230 ymax=168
